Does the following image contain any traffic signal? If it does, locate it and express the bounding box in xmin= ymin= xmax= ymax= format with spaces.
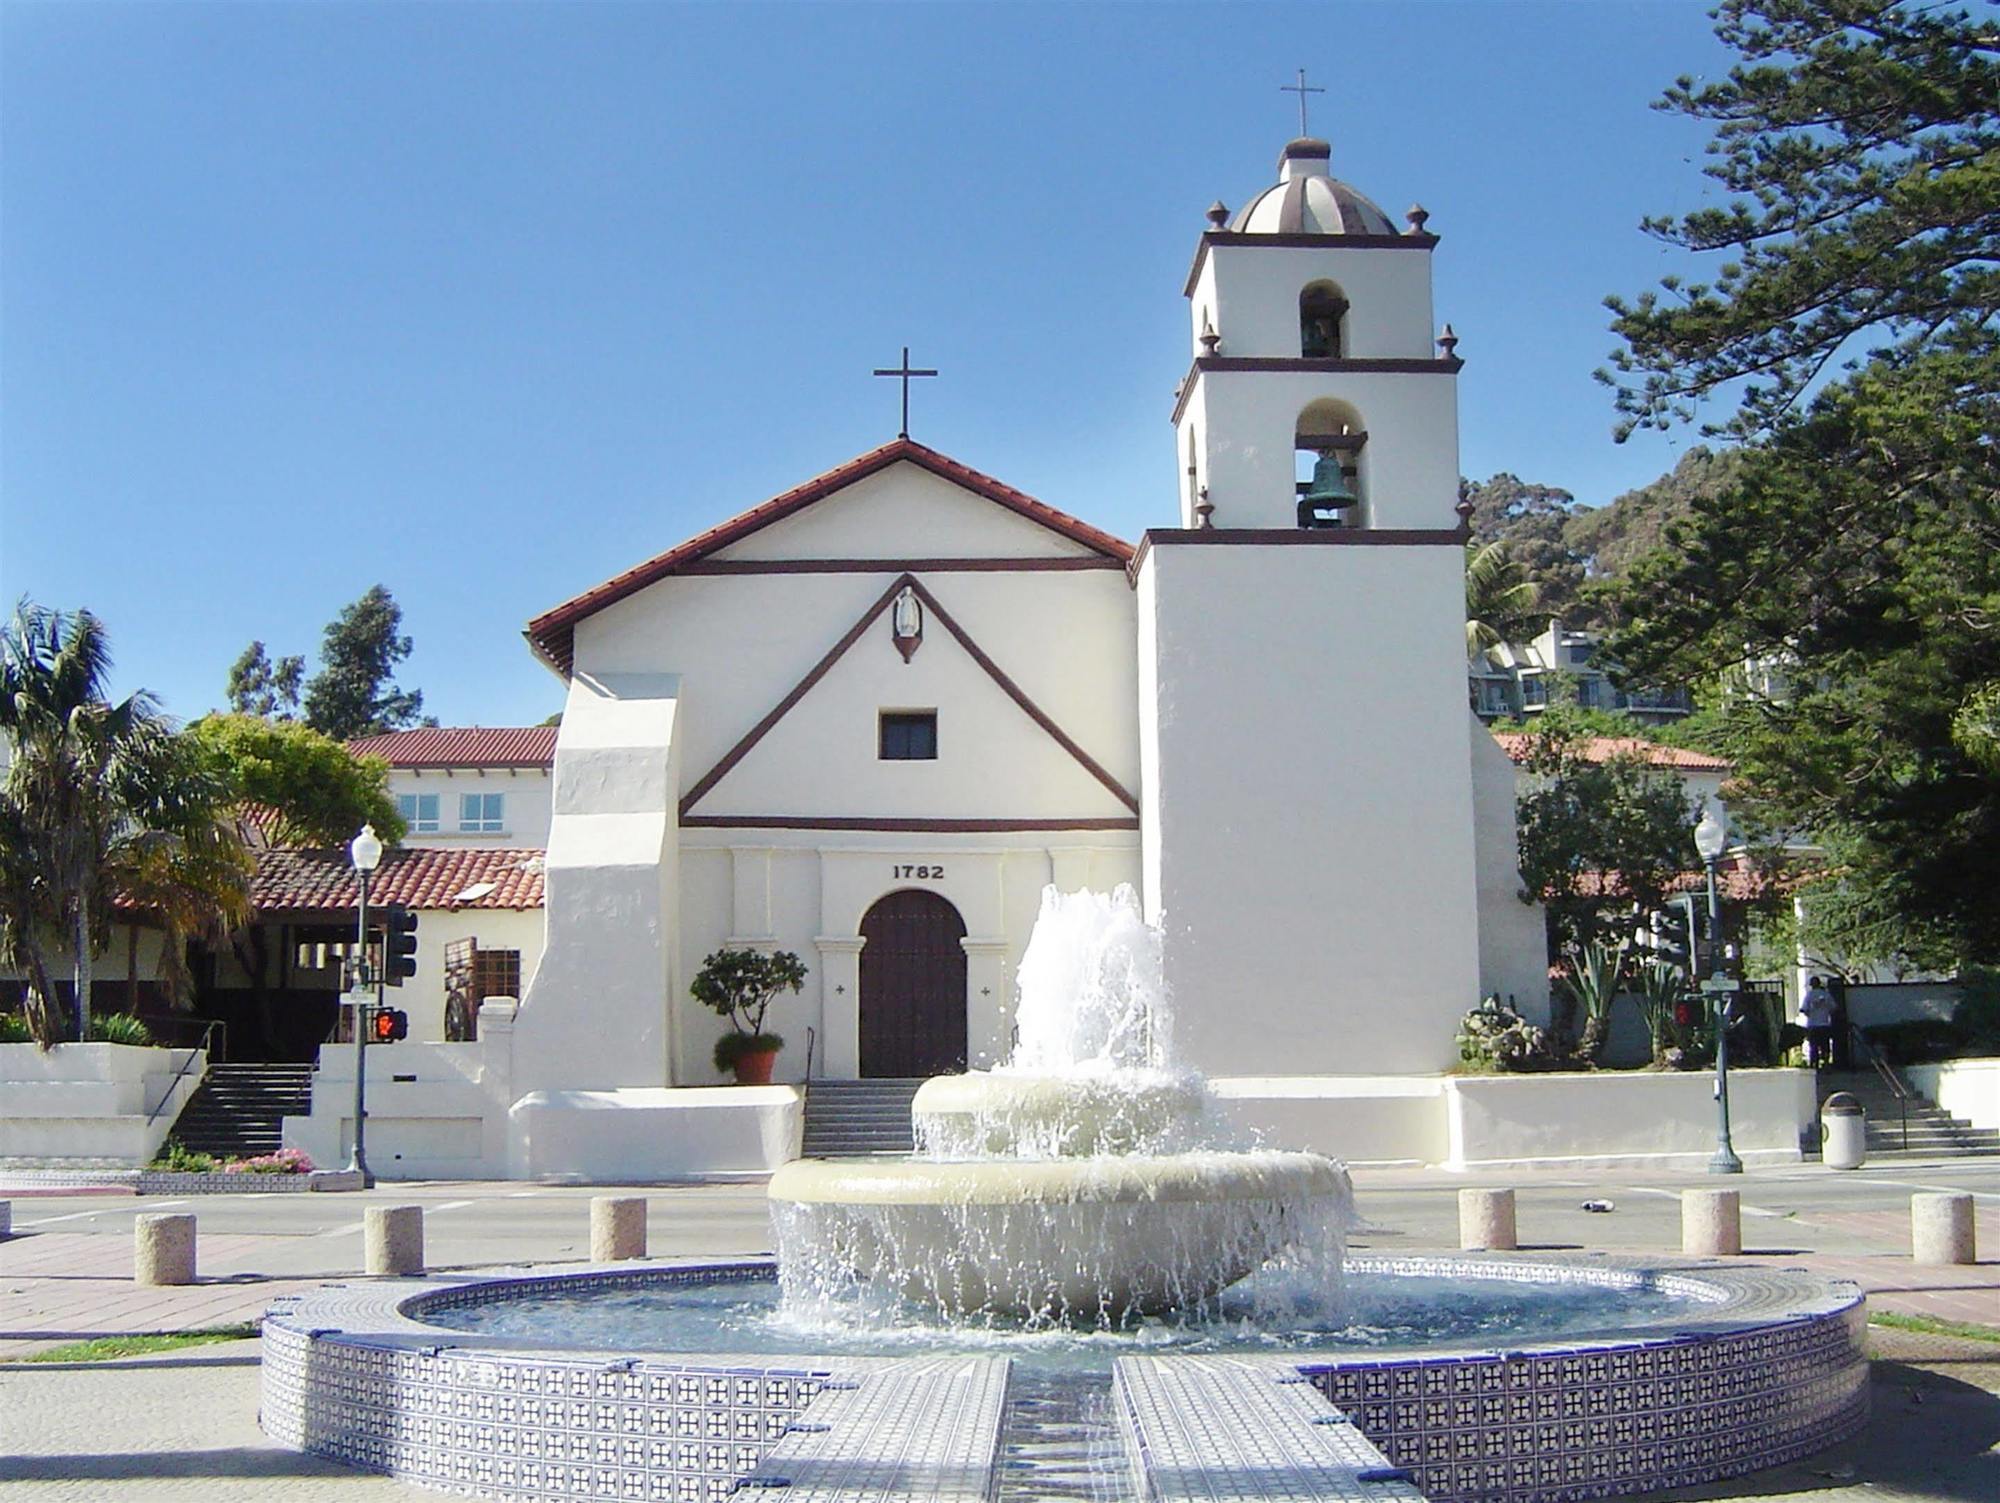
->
xmin=372 ymin=1007 xmax=409 ymax=1042
xmin=381 ymin=904 xmax=419 ymax=987
xmin=1649 ymin=906 xmax=1692 ymax=974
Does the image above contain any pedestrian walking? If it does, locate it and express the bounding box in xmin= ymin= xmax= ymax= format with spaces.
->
xmin=1799 ymin=976 xmax=1836 ymax=1069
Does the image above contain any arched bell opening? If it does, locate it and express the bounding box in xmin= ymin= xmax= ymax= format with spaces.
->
xmin=1299 ymin=281 xmax=1349 ymax=359
xmin=1294 ymin=397 xmax=1366 ymax=530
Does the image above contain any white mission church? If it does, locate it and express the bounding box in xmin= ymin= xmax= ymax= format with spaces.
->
xmin=454 ymin=131 xmax=1550 ymax=1178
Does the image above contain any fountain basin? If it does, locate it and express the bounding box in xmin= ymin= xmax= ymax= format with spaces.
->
xmin=911 ymin=1070 xmax=1209 ymax=1158
xmin=769 ymin=1149 xmax=1348 ymax=1318
xmin=260 ymin=1253 xmax=1869 ymax=1503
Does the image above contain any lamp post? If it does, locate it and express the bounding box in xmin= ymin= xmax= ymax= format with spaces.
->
xmin=347 ymin=823 xmax=382 ymax=1189
xmin=1694 ymin=806 xmax=1742 ymax=1175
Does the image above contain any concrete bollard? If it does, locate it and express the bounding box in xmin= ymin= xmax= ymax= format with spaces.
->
xmin=1682 ymin=1189 xmax=1742 ymax=1257
xmin=364 ymin=1205 xmax=425 ymax=1276
xmin=1458 ymin=1188 xmax=1517 ymax=1251
xmin=1912 ymin=1192 xmax=1977 ymax=1266
xmin=591 ymin=1196 xmax=648 ymax=1262
xmin=135 ymin=1212 xmax=197 ymax=1285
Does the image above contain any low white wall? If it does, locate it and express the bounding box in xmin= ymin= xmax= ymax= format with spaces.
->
xmin=1210 ymin=1076 xmax=1449 ymax=1166
xmin=0 ymin=1043 xmax=205 ymax=1165
xmin=508 ymin=1087 xmax=801 ymax=1181
xmin=1443 ymin=1068 xmax=1814 ymax=1172
xmin=284 ymin=1000 xmax=520 ymax=1180
xmin=1906 ymin=1058 xmax=2000 ymax=1132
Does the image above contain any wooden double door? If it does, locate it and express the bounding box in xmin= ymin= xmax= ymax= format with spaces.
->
xmin=858 ymin=889 xmax=968 ymax=1078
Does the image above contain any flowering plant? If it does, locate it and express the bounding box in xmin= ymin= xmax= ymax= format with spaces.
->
xmin=223 ymin=1147 xmax=314 ymax=1175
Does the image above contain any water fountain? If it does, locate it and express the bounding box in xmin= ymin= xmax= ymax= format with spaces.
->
xmin=767 ymin=884 xmax=1352 ymax=1322
xmin=262 ymin=886 xmax=1871 ymax=1503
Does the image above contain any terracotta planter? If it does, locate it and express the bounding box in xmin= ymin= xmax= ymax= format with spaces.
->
xmin=732 ymin=1045 xmax=780 ymax=1085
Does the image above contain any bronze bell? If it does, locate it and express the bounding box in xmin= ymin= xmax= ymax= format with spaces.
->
xmin=1297 ymin=452 xmax=1356 ymax=528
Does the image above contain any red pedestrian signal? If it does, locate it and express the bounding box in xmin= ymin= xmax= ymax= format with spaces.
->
xmin=372 ymin=1008 xmax=408 ymax=1042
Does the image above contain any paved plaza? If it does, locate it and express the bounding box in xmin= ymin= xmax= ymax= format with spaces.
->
xmin=1 ymin=1159 xmax=1995 ymax=1500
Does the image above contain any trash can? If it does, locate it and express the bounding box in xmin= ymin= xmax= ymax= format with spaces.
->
xmin=1821 ymin=1092 xmax=1866 ymax=1170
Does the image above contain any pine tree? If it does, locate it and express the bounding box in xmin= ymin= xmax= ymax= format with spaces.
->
xmin=302 ymin=586 xmax=427 ymax=742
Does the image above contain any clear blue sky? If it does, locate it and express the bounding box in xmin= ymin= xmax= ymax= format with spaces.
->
xmin=2 ymin=1 xmax=1735 ymax=728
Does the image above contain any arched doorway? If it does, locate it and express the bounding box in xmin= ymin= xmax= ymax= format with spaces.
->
xmin=858 ymin=890 xmax=967 ymax=1078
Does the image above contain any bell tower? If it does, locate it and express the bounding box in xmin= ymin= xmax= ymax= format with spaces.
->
xmin=1172 ymin=137 xmax=1462 ymax=533
xmin=1137 ymin=133 xmax=1483 ymax=1080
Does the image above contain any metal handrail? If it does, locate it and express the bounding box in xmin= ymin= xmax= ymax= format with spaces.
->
xmin=1849 ymin=1022 xmax=1911 ymax=1151
xmin=144 ymin=1018 xmax=223 ymax=1129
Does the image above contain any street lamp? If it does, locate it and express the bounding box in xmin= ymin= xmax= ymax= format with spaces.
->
xmin=1694 ymin=806 xmax=1743 ymax=1175
xmin=347 ymin=823 xmax=382 ymax=1188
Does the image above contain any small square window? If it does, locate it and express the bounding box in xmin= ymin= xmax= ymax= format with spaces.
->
xmin=879 ymin=711 xmax=937 ymax=761
xmin=459 ymin=792 xmax=505 ymax=833
xmin=397 ymin=793 xmax=440 ymax=833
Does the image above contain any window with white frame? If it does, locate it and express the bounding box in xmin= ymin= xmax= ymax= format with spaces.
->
xmin=459 ymin=792 xmax=505 ymax=833
xmin=397 ymin=792 xmax=440 ymax=833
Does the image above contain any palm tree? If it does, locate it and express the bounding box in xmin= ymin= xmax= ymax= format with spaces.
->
xmin=1465 ymin=541 xmax=1545 ymax=664
xmin=0 ymin=601 xmax=236 ymax=1046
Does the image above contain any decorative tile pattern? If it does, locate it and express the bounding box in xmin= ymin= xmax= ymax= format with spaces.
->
xmin=742 ymin=1356 xmax=1009 ymax=1503
xmin=261 ymin=1252 xmax=1871 ymax=1503
xmin=1296 ymin=1255 xmax=1870 ymax=1503
xmin=1116 ymin=1355 xmax=1423 ymax=1503
xmin=0 ymin=1167 xmax=359 ymax=1194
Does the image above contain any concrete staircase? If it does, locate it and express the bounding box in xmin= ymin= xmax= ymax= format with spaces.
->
xmin=800 ymin=1078 xmax=924 ymax=1158
xmin=168 ymin=1062 xmax=316 ymax=1159
xmin=1819 ymin=1069 xmax=2000 ymax=1157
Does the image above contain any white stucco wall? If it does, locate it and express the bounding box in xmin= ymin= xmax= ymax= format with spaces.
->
xmin=1139 ymin=539 xmax=1481 ymax=1077
xmin=1442 ymin=1068 xmax=1814 ymax=1171
xmin=1191 ymin=243 xmax=1437 ymax=362
xmin=1906 ymin=1058 xmax=2000 ymax=1132
xmin=672 ymin=834 xmax=1141 ymax=1085
xmin=1471 ymin=723 xmax=1550 ymax=1023
xmin=0 ymin=1042 xmax=206 ymax=1165
xmin=1177 ymin=369 xmax=1460 ymax=532
xmin=387 ymin=767 xmax=552 ymax=849
xmin=510 ymin=671 xmax=681 ymax=1094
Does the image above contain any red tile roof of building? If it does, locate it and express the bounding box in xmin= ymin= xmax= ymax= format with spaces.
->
xmin=524 ymin=437 xmax=1135 ymax=676
xmin=1492 ymin=732 xmax=1732 ymax=773
xmin=349 ymin=726 xmax=558 ymax=769
xmin=248 ymin=845 xmax=546 ymax=914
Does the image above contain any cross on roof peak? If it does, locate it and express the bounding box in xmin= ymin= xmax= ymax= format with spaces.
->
xmin=1281 ymin=67 xmax=1326 ymax=138
xmin=872 ymin=346 xmax=938 ymax=440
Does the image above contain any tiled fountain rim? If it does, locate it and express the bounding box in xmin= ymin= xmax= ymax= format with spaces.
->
xmin=261 ymin=1254 xmax=1868 ymax=1503
xmin=263 ymin=1250 xmax=1860 ymax=1366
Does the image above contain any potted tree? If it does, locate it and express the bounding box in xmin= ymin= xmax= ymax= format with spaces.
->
xmin=691 ymin=947 xmax=808 ymax=1084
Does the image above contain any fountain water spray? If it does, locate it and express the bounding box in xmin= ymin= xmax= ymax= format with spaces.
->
xmin=769 ymin=885 xmax=1353 ymax=1327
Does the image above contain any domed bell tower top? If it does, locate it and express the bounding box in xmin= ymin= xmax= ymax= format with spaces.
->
xmin=1171 ymin=136 xmax=1464 ymax=534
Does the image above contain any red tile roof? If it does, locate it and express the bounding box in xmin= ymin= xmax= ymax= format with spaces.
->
xmin=525 ymin=438 xmax=1134 ymax=676
xmin=1492 ymin=732 xmax=1732 ymax=773
xmin=248 ymin=845 xmax=546 ymax=914
xmin=349 ymin=726 xmax=557 ymax=769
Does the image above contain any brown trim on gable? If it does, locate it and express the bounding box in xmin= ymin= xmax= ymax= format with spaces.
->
xmin=1183 ymin=228 xmax=1440 ymax=297
xmin=681 ymin=816 xmax=1141 ymax=833
xmin=678 ymin=573 xmax=1142 ymax=819
xmin=911 ymin=581 xmax=1141 ymax=814
xmin=525 ymin=438 xmax=1133 ymax=676
xmin=675 ymin=556 xmax=1124 ymax=576
xmin=1129 ymin=525 xmax=1468 ymax=578
xmin=678 ymin=575 xmax=912 ymax=815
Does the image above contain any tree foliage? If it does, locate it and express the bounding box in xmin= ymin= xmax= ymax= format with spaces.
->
xmin=1462 ymin=475 xmax=1587 ymax=617
xmin=187 ymin=714 xmax=404 ymax=848
xmin=301 ymin=585 xmax=427 ymax=742
xmin=226 ymin=641 xmax=304 ymax=719
xmin=1610 ymin=340 xmax=2000 ymax=963
xmin=1465 ymin=541 xmax=1546 ymax=661
xmin=0 ymin=603 xmax=247 ymax=1045
xmin=1601 ymin=0 xmax=1999 ymax=438
xmin=1515 ymin=714 xmax=1701 ymax=969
